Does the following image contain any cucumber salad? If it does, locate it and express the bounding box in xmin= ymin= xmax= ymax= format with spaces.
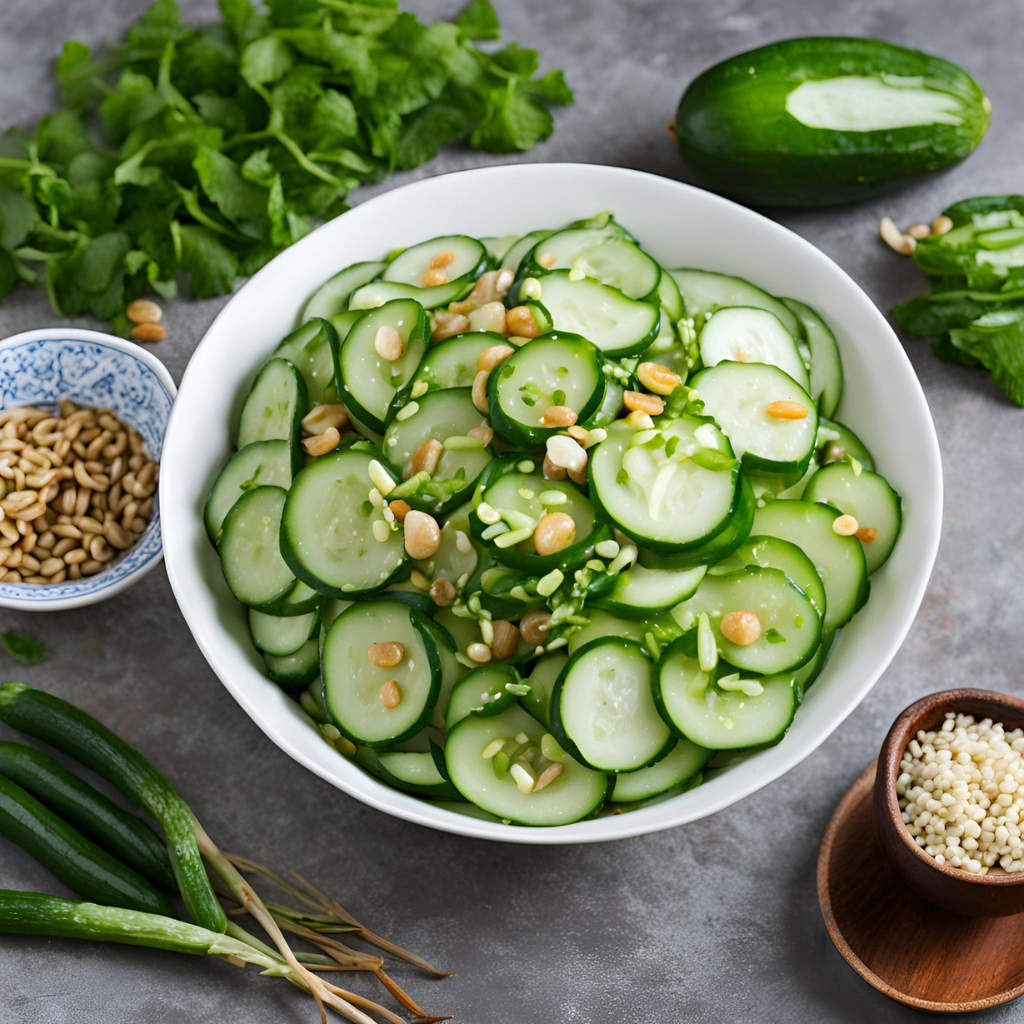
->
xmin=205 ymin=212 xmax=902 ymax=827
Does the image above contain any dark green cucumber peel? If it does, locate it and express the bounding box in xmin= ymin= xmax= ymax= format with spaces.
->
xmin=675 ymin=37 xmax=990 ymax=207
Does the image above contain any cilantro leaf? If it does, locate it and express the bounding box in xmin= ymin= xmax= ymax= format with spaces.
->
xmin=456 ymin=0 xmax=501 ymax=41
xmin=470 ymin=83 xmax=554 ymax=152
xmin=241 ymin=35 xmax=295 ymax=88
xmin=178 ymin=224 xmax=238 ymax=297
xmin=1 ymin=633 xmax=49 ymax=665
xmin=0 ymin=186 xmax=37 ymax=251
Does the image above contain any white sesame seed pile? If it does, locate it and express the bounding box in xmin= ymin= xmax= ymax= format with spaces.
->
xmin=897 ymin=713 xmax=1024 ymax=874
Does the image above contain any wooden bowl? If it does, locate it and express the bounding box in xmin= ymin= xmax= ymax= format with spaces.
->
xmin=873 ymin=688 xmax=1024 ymax=918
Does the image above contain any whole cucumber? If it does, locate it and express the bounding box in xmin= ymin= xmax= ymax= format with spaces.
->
xmin=674 ymin=37 xmax=990 ymax=207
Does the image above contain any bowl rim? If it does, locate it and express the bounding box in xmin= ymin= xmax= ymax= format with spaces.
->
xmin=0 ymin=326 xmax=175 ymax=611
xmin=162 ymin=162 xmax=943 ymax=843
xmin=877 ymin=687 xmax=1024 ymax=888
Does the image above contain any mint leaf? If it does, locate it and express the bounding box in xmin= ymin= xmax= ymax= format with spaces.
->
xmin=1 ymin=633 xmax=48 ymax=665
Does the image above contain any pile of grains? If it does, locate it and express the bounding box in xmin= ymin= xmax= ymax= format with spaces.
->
xmin=897 ymin=712 xmax=1024 ymax=874
xmin=0 ymin=401 xmax=158 ymax=585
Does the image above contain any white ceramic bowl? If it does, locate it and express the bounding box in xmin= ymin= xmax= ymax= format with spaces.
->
xmin=0 ymin=328 xmax=174 ymax=611
xmin=162 ymin=164 xmax=941 ymax=844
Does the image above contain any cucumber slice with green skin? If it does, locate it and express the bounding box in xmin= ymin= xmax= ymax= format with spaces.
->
xmin=588 ymin=418 xmax=740 ymax=553
xmin=268 ymin=579 xmax=323 ymax=617
xmin=591 ymin=564 xmax=706 ymax=620
xmin=471 ymin=457 xmax=605 ymax=574
xmin=503 ymin=230 xmax=553 ymax=275
xmin=692 ymin=362 xmax=818 ymax=476
xmin=782 ymin=298 xmax=843 ymax=419
xmin=475 ymin=566 xmax=546 ymax=620
xmin=322 ymin=601 xmax=441 ymax=747
xmin=383 ymin=388 xmax=493 ymax=514
xmin=657 ymin=267 xmax=685 ymax=322
xmin=487 ymin=332 xmax=605 ymax=447
xmin=818 ymin=418 xmax=875 ymax=472
xmin=532 ymin=271 xmax=661 ymax=357
xmin=803 ymin=464 xmax=902 ymax=574
xmin=204 ymin=440 xmax=293 ymax=544
xmin=383 ymin=235 xmax=488 ymax=286
xmin=752 ymin=499 xmax=868 ymax=632
xmin=587 ymin=379 xmax=625 ymax=427
xmin=523 ymin=229 xmax=661 ymax=302
xmin=219 ymin=486 xmax=295 ymax=611
xmin=672 ymin=566 xmax=821 ymax=674
xmin=410 ymin=332 xmax=505 ymax=393
xmin=273 ymin=318 xmax=341 ymax=407
xmin=338 ymin=299 xmax=428 ymax=434
xmin=654 ymin=635 xmax=798 ymax=749
xmin=610 ymin=738 xmax=712 ymax=803
xmin=661 ymin=473 xmax=755 ymax=569
xmin=237 ymin=358 xmax=308 ymax=472
xmin=518 ymin=653 xmax=568 ymax=729
xmin=553 ymin=637 xmax=674 ymax=773
xmin=445 ymin=664 xmax=520 ymax=729
xmin=669 ymin=269 xmax=801 ymax=338
xmin=249 ymin=607 xmax=319 ymax=656
xmin=281 ymin=449 xmax=406 ymax=598
xmin=443 ymin=705 xmax=610 ymax=826
xmin=567 ymin=609 xmax=646 ymax=655
xmin=422 ymin=616 xmax=464 ymax=729
xmin=302 ymin=261 xmax=386 ymax=320
xmin=699 ymin=307 xmax=810 ymax=393
xmin=711 ymin=535 xmax=827 ymax=620
xmin=674 ymin=37 xmax=991 ymax=208
xmin=328 ymin=309 xmax=362 ymax=345
xmin=481 ymin=235 xmax=518 ymax=264
xmin=263 ymin=636 xmax=320 ymax=689
xmin=358 ymin=748 xmax=461 ymax=800
xmin=348 ymin=278 xmax=471 ymax=311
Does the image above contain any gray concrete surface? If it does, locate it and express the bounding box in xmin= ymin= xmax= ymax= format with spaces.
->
xmin=0 ymin=1 xmax=1022 ymax=1021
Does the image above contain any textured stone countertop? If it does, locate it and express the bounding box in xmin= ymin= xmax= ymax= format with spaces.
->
xmin=0 ymin=1 xmax=1022 ymax=1021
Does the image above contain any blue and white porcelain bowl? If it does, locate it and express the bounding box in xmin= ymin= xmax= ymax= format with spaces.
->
xmin=0 ymin=328 xmax=176 ymax=611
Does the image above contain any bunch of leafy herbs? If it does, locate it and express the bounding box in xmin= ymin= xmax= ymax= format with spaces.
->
xmin=0 ymin=0 xmax=572 ymax=335
xmin=894 ymin=195 xmax=1024 ymax=406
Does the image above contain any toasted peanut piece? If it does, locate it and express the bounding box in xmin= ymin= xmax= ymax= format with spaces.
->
xmin=542 ymin=453 xmax=567 ymax=482
xmin=533 ymin=761 xmax=564 ymax=792
xmin=367 ymin=641 xmax=404 ymax=668
xmin=906 ymin=223 xmax=931 ymax=240
xmin=931 ymin=215 xmax=953 ymax=236
xmin=467 ymin=642 xmax=492 ymax=664
xmin=432 ymin=312 xmax=471 ymax=343
xmin=404 ymin=510 xmax=441 ymax=560
xmin=302 ymin=403 xmax=349 ymax=435
xmin=126 ymin=299 xmax=163 ymax=324
xmin=389 ymin=499 xmax=411 ymax=523
xmin=302 ymin=427 xmax=340 ymax=457
xmin=538 ymin=252 xmax=557 ymax=269
xmin=379 ymin=680 xmax=403 ymax=709
xmin=541 ymin=405 xmax=577 ymax=428
xmin=490 ymin=620 xmax=520 ymax=661
xmin=478 ymin=344 xmax=515 ymax=372
xmin=373 ymin=324 xmax=404 ymax=361
xmin=567 ymin=425 xmax=588 ymax=442
xmin=533 ymin=512 xmax=575 ymax=557
xmin=765 ymin=400 xmax=808 ymax=420
xmin=637 ymin=362 xmax=682 ymax=396
xmin=472 ymin=370 xmax=490 ymax=414
xmin=448 ymin=299 xmax=476 ymax=317
xmin=667 ymin=118 xmax=678 ymax=143
xmin=429 ymin=577 xmax=456 ymax=607
xmin=519 ymin=610 xmax=552 ymax=646
xmin=856 ymin=526 xmax=878 ymax=544
xmin=720 ymin=610 xmax=761 ymax=646
xmin=467 ymin=268 xmax=514 ymax=307
xmin=468 ymin=301 xmax=509 ymax=336
xmin=832 ymin=514 xmax=859 ymax=536
xmin=623 ymin=390 xmax=665 ymax=416
xmin=505 ymin=305 xmax=542 ymax=339
xmin=879 ymin=217 xmax=915 ymax=255
xmin=429 ymin=251 xmax=456 ymax=270
xmin=411 ymin=438 xmax=443 ymax=477
xmin=467 ymin=424 xmax=494 ymax=445
xmin=422 ymin=268 xmax=447 ymax=287
xmin=130 ymin=323 xmax=167 ymax=343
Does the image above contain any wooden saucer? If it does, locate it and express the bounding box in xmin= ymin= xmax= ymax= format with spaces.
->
xmin=818 ymin=763 xmax=1024 ymax=1013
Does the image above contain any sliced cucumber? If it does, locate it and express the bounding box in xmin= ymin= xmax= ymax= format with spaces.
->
xmin=711 ymin=535 xmax=826 ymax=619
xmin=752 ymin=499 xmax=868 ymax=632
xmin=361 ymin=748 xmax=460 ymax=800
xmin=591 ymin=563 xmax=706 ymax=619
xmin=383 ymin=235 xmax=488 ymax=286
xmin=322 ymin=601 xmax=441 ymax=747
xmin=692 ymin=362 xmax=818 ymax=476
xmin=302 ymin=261 xmax=386 ymax=320
xmin=518 ymin=653 xmax=568 ymax=729
xmin=658 ymin=268 xmax=685 ymax=322
xmin=272 ymin=580 xmax=324 ymax=617
xmin=502 ymin=229 xmax=553 ymax=274
xmin=411 ymin=332 xmax=505 ymax=393
xmin=553 ymin=637 xmax=673 ymax=772
xmin=818 ymin=418 xmax=875 ymax=472
xmin=444 ymin=705 xmax=609 ymax=826
xmin=671 ymin=566 xmax=821 ymax=674
xmin=481 ymin=234 xmax=518 ymax=264
xmin=422 ymin=616 xmax=464 ymax=729
xmin=566 ymin=610 xmax=646 ymax=655
xmin=273 ymin=318 xmax=341 ymax=407
xmin=204 ymin=440 xmax=292 ymax=544
xmin=338 ymin=299 xmax=428 ymax=433
xmin=348 ymin=278 xmax=470 ymax=311
xmin=782 ymin=298 xmax=843 ymax=418
xmin=589 ymin=418 xmax=740 ymax=552
xmin=264 ymin=637 xmax=320 ymax=689
xmin=533 ymin=271 xmax=660 ymax=357
xmin=699 ymin=307 xmax=810 ymax=392
xmin=237 ymin=358 xmax=308 ymax=470
xmin=249 ymin=607 xmax=319 ymax=656
xmin=609 ymin=738 xmax=712 ymax=803
xmin=281 ymin=449 xmax=406 ymax=598
xmin=803 ymin=464 xmax=901 ymax=574
xmin=654 ymin=635 xmax=798 ymax=749
xmin=219 ymin=486 xmax=294 ymax=611
xmin=383 ymin=388 xmax=493 ymax=514
xmin=445 ymin=664 xmax=520 ymax=729
xmin=487 ymin=332 xmax=605 ymax=447
xmin=669 ymin=269 xmax=802 ymax=337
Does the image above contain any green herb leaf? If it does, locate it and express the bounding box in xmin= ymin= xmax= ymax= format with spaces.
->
xmin=456 ymin=0 xmax=501 ymax=40
xmin=1 ymin=633 xmax=49 ymax=665
xmin=765 ymin=628 xmax=786 ymax=644
xmin=690 ymin=448 xmax=738 ymax=472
